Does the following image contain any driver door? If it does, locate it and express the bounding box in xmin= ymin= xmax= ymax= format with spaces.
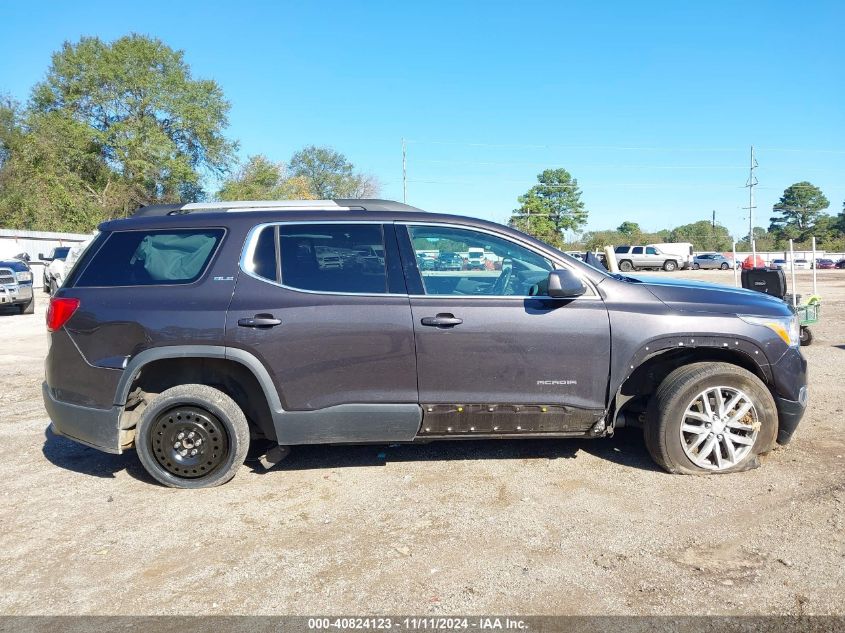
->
xmin=397 ymin=223 xmax=611 ymax=433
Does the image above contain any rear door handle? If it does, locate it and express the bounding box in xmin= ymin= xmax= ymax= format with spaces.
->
xmin=420 ymin=313 xmax=463 ymax=328
xmin=238 ymin=315 xmax=282 ymax=328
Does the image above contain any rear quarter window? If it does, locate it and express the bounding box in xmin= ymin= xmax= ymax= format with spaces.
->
xmin=74 ymin=229 xmax=224 ymax=287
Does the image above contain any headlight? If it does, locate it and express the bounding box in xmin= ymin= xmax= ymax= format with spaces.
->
xmin=15 ymin=271 xmax=32 ymax=283
xmin=739 ymin=314 xmax=800 ymax=347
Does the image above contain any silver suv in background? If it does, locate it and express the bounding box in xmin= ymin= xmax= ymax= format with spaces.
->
xmin=614 ymin=245 xmax=683 ymax=272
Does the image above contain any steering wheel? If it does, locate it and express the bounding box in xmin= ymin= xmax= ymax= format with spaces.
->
xmin=491 ymin=258 xmax=513 ymax=295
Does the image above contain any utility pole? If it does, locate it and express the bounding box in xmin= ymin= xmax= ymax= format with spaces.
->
xmin=402 ymin=138 xmax=407 ymax=204
xmin=743 ymin=145 xmax=758 ymax=262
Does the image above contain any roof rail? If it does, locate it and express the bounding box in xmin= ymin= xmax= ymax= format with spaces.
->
xmin=133 ymin=199 xmax=423 ymax=217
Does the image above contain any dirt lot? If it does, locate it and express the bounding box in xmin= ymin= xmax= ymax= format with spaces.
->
xmin=0 ymin=270 xmax=843 ymax=616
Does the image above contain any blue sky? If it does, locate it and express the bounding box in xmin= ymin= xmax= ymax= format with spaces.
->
xmin=1 ymin=0 xmax=843 ymax=239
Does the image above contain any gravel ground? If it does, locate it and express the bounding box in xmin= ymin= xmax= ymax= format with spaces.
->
xmin=0 ymin=270 xmax=843 ymax=616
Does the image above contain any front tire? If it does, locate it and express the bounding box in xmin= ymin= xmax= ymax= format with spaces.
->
xmin=663 ymin=260 xmax=678 ymax=272
xmin=135 ymin=384 xmax=250 ymax=488
xmin=19 ymin=296 xmax=34 ymax=314
xmin=644 ymin=362 xmax=777 ymax=474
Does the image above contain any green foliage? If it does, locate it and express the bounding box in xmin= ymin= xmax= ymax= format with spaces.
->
xmin=668 ymin=220 xmax=733 ymax=251
xmin=508 ymin=168 xmax=587 ymax=248
xmin=218 ymin=155 xmax=313 ymax=201
xmin=218 ymin=147 xmax=379 ymax=202
xmin=288 ymin=146 xmax=379 ymax=199
xmin=768 ymin=181 xmax=830 ymax=243
xmin=0 ymin=34 xmax=236 ymax=231
xmin=616 ymin=221 xmax=641 ymax=238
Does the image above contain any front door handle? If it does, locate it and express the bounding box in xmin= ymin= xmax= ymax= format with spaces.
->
xmin=420 ymin=313 xmax=463 ymax=328
xmin=238 ymin=315 xmax=282 ymax=328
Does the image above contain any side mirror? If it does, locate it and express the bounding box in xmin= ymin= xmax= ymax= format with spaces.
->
xmin=547 ymin=269 xmax=587 ymax=298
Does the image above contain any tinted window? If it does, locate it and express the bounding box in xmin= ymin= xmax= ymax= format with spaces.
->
xmin=75 ymin=229 xmax=223 ymax=287
xmin=245 ymin=225 xmax=278 ymax=282
xmin=54 ymin=247 xmax=71 ymax=260
xmin=646 ymin=247 xmax=657 ymax=255
xmin=614 ymin=246 xmax=629 ymax=254
xmin=279 ymin=224 xmax=387 ymax=294
xmin=632 ymin=247 xmax=644 ymax=255
xmin=407 ymin=225 xmax=553 ymax=296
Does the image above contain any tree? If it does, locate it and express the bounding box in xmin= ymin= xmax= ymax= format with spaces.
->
xmin=669 ymin=220 xmax=733 ymax=251
xmin=288 ymin=145 xmax=379 ymax=199
xmin=29 ymin=34 xmax=236 ymax=214
xmin=508 ymin=168 xmax=587 ymax=248
xmin=218 ymin=155 xmax=313 ymax=201
xmin=617 ymin=221 xmax=641 ymax=238
xmin=735 ymin=226 xmax=776 ymax=251
xmin=768 ymin=182 xmax=829 ymax=243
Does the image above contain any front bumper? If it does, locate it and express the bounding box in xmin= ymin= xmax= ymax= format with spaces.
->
xmin=0 ymin=283 xmax=33 ymax=305
xmin=43 ymin=382 xmax=124 ymax=454
xmin=771 ymin=347 xmax=809 ymax=445
xmin=775 ymin=389 xmax=808 ymax=444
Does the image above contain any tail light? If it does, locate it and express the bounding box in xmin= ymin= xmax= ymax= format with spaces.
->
xmin=46 ymin=297 xmax=80 ymax=332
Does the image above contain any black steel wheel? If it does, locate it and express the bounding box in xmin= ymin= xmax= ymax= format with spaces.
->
xmin=150 ymin=406 xmax=229 ymax=479
xmin=135 ymin=384 xmax=250 ymax=488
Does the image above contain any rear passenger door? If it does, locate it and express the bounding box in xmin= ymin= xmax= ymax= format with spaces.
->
xmin=225 ymin=222 xmax=419 ymax=441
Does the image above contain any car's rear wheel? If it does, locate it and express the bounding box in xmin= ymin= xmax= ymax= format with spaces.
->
xmin=135 ymin=384 xmax=250 ymax=488
xmin=663 ymin=260 xmax=678 ymax=272
xmin=720 ymin=263 xmax=729 ymax=270
xmin=692 ymin=263 xmax=700 ymax=270
xmin=644 ymin=362 xmax=777 ymax=474
xmin=619 ymin=260 xmax=633 ymax=272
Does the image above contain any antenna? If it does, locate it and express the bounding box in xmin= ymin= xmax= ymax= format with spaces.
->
xmin=402 ymin=138 xmax=407 ymax=204
xmin=743 ymin=145 xmax=758 ymax=262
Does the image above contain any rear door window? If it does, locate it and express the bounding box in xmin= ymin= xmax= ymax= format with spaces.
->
xmin=278 ymin=224 xmax=388 ymax=294
xmin=75 ymin=229 xmax=223 ymax=287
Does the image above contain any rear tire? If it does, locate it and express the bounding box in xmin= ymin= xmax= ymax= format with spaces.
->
xmin=663 ymin=260 xmax=678 ymax=272
xmin=720 ymin=263 xmax=729 ymax=270
xmin=692 ymin=263 xmax=700 ymax=270
xmin=644 ymin=362 xmax=777 ymax=474
xmin=619 ymin=260 xmax=633 ymax=272
xmin=135 ymin=384 xmax=250 ymax=488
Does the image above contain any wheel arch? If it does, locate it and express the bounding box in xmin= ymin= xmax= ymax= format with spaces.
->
xmin=610 ymin=336 xmax=773 ymax=427
xmin=115 ymin=346 xmax=282 ymax=442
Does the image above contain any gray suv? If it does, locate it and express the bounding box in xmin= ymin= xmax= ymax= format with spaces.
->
xmin=43 ymin=199 xmax=808 ymax=488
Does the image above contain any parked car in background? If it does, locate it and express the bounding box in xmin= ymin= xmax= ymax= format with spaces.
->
xmin=835 ymin=259 xmax=845 ymax=269
xmin=613 ymin=245 xmax=683 ymax=272
xmin=793 ymin=259 xmax=811 ymax=270
xmin=437 ymin=252 xmax=464 ymax=271
xmin=0 ymin=255 xmax=34 ymax=313
xmin=814 ymin=259 xmax=835 ymax=270
xmin=771 ymin=259 xmax=787 ymax=270
xmin=649 ymin=242 xmax=694 ymax=269
xmin=40 ymin=246 xmax=72 ymax=294
xmin=416 ymin=253 xmax=436 ymax=270
xmin=692 ymin=253 xmax=733 ymax=270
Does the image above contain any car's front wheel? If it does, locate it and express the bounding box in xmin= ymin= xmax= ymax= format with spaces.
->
xmin=644 ymin=362 xmax=777 ymax=474
xmin=663 ymin=260 xmax=678 ymax=272
xmin=135 ymin=384 xmax=250 ymax=488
